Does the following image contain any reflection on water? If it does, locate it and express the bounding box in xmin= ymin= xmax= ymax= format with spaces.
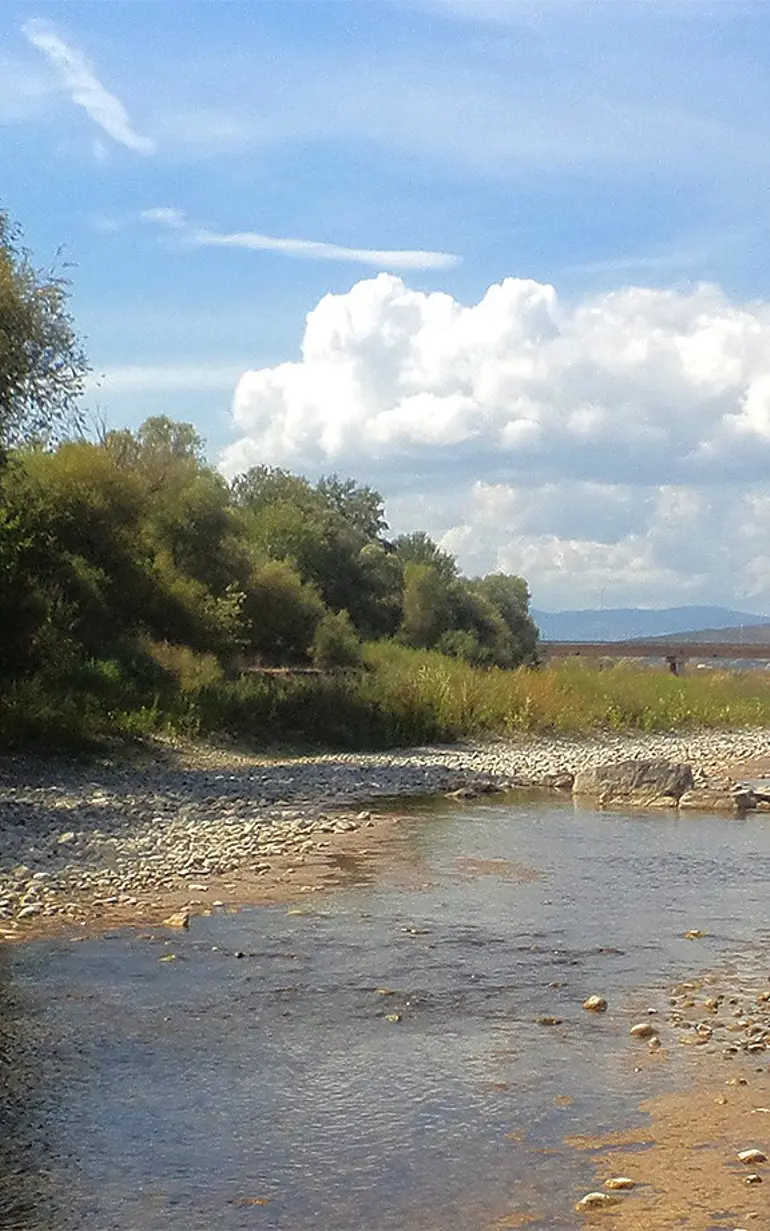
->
xmin=3 ymin=796 xmax=770 ymax=1230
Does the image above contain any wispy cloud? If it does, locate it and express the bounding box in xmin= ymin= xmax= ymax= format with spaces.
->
xmin=89 ymin=363 xmax=242 ymax=394
xmin=140 ymin=208 xmax=459 ymax=271
xmin=140 ymin=207 xmax=187 ymax=229
xmin=21 ymin=18 xmax=154 ymax=154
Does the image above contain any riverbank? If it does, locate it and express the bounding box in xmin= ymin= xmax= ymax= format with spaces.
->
xmin=571 ymin=958 xmax=770 ymax=1230
xmin=2 ymin=727 xmax=770 ymax=941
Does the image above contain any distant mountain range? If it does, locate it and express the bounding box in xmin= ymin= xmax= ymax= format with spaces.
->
xmin=532 ymin=606 xmax=770 ymax=642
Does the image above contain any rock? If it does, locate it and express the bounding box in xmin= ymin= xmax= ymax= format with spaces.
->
xmin=575 ymin=1192 xmax=620 ymax=1211
xmin=604 ymin=1177 xmax=635 ymax=1191
xmin=583 ymin=995 xmax=608 ymax=1013
xmin=678 ymin=788 xmax=754 ymax=813
xmin=544 ymin=771 xmax=575 ymax=790
xmin=56 ymin=831 xmax=76 ymax=845
xmin=572 ymin=760 xmax=693 ymax=809
xmin=537 ymin=1015 xmax=562 ymax=1026
xmin=630 ymin=1022 xmax=657 ymax=1039
xmin=737 ymin=1148 xmax=767 ymax=1164
xmin=745 ymin=1173 xmax=763 ymax=1185
xmin=648 ymin=1036 xmax=662 ymax=1051
xmin=17 ymin=904 xmax=41 ymax=919
xmin=684 ymin=929 xmax=707 ymax=939
xmin=162 ymin=909 xmax=190 ymax=929
xmin=385 ymin=1013 xmax=402 ymax=1023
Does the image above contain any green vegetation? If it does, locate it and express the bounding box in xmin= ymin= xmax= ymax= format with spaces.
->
xmin=0 ymin=210 xmax=540 ymax=749
xmin=3 ymin=208 xmax=769 ymax=754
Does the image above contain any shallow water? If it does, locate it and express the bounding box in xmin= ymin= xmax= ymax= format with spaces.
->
xmin=3 ymin=795 xmax=770 ymax=1230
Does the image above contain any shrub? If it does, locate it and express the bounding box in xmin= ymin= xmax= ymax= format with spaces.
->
xmin=312 ymin=609 xmax=362 ymax=671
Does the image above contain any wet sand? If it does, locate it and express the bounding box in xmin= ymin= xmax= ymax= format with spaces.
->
xmin=569 ymin=960 xmax=770 ymax=1231
xmin=573 ymin=1069 xmax=770 ymax=1229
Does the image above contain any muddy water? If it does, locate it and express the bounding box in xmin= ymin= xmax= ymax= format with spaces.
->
xmin=3 ymin=795 xmax=770 ymax=1231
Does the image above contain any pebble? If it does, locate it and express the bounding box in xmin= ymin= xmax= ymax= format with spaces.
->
xmin=737 ymin=1149 xmax=768 ymax=1164
xmin=4 ymin=728 xmax=770 ymax=929
xmin=604 ymin=1177 xmax=635 ymax=1190
xmin=583 ymin=995 xmax=608 ymax=1013
xmin=630 ymin=1022 xmax=657 ymax=1039
xmin=575 ymin=1192 xmax=620 ymax=1211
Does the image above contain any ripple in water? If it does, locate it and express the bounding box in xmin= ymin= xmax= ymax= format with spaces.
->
xmin=3 ymin=796 xmax=770 ymax=1229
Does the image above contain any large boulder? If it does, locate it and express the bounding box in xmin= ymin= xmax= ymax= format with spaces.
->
xmin=572 ymin=759 xmax=694 ymax=809
xmin=678 ymin=787 xmax=755 ymax=813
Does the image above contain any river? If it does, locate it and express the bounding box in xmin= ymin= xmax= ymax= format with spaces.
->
xmin=2 ymin=792 xmax=770 ymax=1230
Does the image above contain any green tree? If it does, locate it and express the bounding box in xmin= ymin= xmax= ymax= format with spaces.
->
xmin=393 ymin=531 xmax=458 ymax=584
xmin=473 ymin=573 xmax=539 ymax=664
xmin=241 ymin=559 xmax=325 ymax=665
xmin=0 ymin=211 xmax=88 ymax=448
xmin=316 ymin=474 xmax=387 ymax=540
xmin=400 ymin=562 xmax=452 ymax=648
xmin=312 ymin=609 xmax=362 ymax=671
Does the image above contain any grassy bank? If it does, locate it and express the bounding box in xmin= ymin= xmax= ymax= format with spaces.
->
xmin=3 ymin=641 xmax=770 ymax=754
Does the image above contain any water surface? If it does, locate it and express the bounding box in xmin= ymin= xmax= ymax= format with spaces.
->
xmin=3 ymin=795 xmax=770 ymax=1230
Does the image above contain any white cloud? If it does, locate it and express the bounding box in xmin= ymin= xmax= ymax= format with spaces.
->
xmin=140 ymin=207 xmax=459 ymax=271
xmin=140 ymin=207 xmax=187 ymax=230
xmin=90 ymin=363 xmax=242 ymax=394
xmin=21 ymin=19 xmax=154 ymax=154
xmin=220 ymin=273 xmax=770 ymax=610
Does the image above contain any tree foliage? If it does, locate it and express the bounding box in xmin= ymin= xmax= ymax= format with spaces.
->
xmin=0 ymin=211 xmax=540 ymax=733
xmin=0 ymin=211 xmax=88 ymax=448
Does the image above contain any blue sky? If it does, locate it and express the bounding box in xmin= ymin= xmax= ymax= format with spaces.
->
xmin=5 ymin=0 xmax=770 ymax=609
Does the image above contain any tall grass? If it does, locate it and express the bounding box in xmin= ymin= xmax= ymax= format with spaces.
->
xmin=361 ymin=644 xmax=770 ymax=739
xmin=3 ymin=640 xmax=770 ymax=753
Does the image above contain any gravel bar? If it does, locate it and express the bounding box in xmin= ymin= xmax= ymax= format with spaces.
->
xmin=2 ymin=728 xmax=769 ymax=937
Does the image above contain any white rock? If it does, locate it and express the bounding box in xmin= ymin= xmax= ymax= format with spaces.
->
xmin=575 ymin=1192 xmax=620 ymax=1211
xmin=737 ymin=1148 xmax=767 ymax=1164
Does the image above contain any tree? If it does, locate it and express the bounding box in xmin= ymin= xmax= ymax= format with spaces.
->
xmin=393 ymin=531 xmax=458 ymax=585
xmin=316 ymin=474 xmax=387 ymax=541
xmin=241 ymin=560 xmax=325 ymax=665
xmin=400 ymin=562 xmax=452 ymax=648
xmin=312 ymin=609 xmax=362 ymax=671
xmin=0 ymin=211 xmax=88 ymax=448
xmin=473 ymin=573 xmax=539 ymax=665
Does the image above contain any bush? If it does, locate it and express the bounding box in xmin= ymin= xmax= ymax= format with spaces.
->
xmin=312 ymin=610 xmax=362 ymax=671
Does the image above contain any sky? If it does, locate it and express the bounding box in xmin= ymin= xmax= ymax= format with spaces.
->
xmin=4 ymin=0 xmax=770 ymax=612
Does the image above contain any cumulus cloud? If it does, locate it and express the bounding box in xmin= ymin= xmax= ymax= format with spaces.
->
xmin=22 ymin=19 xmax=154 ymax=154
xmin=221 ymin=273 xmax=770 ymax=610
xmin=140 ymin=207 xmax=458 ymax=271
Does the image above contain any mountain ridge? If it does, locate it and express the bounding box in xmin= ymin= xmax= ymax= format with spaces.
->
xmin=533 ymin=605 xmax=770 ymax=642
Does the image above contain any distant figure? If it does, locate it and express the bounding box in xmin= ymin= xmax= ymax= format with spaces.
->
xmin=665 ymin=654 xmax=679 ymax=676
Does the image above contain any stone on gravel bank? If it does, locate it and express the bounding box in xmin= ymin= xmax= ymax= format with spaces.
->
xmin=678 ymin=787 xmax=755 ymax=813
xmin=573 ymin=760 xmax=694 ymax=809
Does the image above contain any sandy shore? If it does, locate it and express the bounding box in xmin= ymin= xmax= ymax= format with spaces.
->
xmin=2 ymin=727 xmax=770 ymax=941
xmin=568 ymin=960 xmax=770 ymax=1230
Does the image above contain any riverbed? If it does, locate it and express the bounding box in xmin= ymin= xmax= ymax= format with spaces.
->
xmin=3 ymin=791 xmax=770 ymax=1230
